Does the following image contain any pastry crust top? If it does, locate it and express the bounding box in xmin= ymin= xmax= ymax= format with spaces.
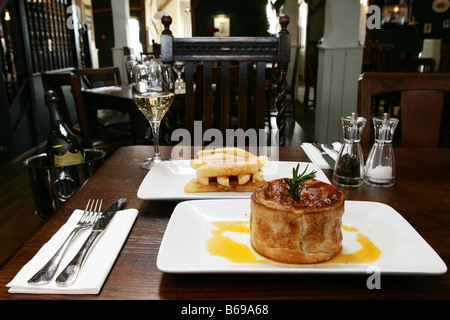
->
xmin=252 ymin=178 xmax=344 ymax=213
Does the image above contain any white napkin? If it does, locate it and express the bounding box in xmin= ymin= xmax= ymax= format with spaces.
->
xmin=85 ymin=86 xmax=122 ymax=93
xmin=330 ymin=142 xmax=342 ymax=154
xmin=301 ymin=143 xmax=329 ymax=169
xmin=7 ymin=208 xmax=138 ymax=294
xmin=301 ymin=142 xmax=342 ymax=169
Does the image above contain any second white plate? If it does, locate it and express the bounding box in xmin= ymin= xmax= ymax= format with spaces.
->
xmin=137 ymin=160 xmax=329 ymax=200
xmin=157 ymin=199 xmax=447 ymax=274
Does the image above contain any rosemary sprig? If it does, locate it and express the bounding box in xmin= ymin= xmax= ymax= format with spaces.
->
xmin=280 ymin=164 xmax=317 ymax=201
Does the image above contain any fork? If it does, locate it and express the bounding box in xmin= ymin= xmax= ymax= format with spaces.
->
xmin=27 ymin=199 xmax=103 ymax=285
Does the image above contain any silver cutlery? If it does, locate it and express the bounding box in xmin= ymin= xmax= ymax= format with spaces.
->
xmin=27 ymin=199 xmax=103 ymax=285
xmin=55 ymin=197 xmax=126 ymax=286
xmin=312 ymin=142 xmax=336 ymax=170
xmin=323 ymin=143 xmax=339 ymax=155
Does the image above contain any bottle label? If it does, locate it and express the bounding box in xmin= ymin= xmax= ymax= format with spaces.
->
xmin=54 ymin=151 xmax=84 ymax=167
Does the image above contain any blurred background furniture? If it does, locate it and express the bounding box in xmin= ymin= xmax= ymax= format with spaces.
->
xmin=80 ymin=85 xmax=149 ymax=145
xmin=303 ymin=52 xmax=318 ymax=111
xmin=391 ymin=57 xmax=435 ymax=73
xmin=440 ymin=44 xmax=450 ymax=73
xmin=358 ymin=72 xmax=450 ymax=148
xmin=362 ymin=39 xmax=379 ymax=72
xmin=41 ymin=72 xmax=132 ymax=156
xmin=160 ymin=14 xmax=291 ymax=146
xmin=286 ymin=46 xmax=300 ymax=119
xmin=77 ymin=66 xmax=122 ymax=88
xmin=77 ymin=67 xmax=130 ymax=132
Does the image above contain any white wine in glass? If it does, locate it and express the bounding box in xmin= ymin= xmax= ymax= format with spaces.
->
xmin=133 ymin=92 xmax=174 ymax=124
xmin=132 ymin=62 xmax=175 ymax=169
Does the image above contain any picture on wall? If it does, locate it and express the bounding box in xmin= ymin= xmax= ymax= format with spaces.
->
xmin=213 ymin=14 xmax=230 ymax=37
xmin=443 ymin=19 xmax=450 ymax=29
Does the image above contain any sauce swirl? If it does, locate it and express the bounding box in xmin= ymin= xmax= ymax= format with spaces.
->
xmin=207 ymin=221 xmax=382 ymax=265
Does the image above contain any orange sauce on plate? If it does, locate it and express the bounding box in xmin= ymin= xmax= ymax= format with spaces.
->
xmin=207 ymin=221 xmax=265 ymax=264
xmin=206 ymin=221 xmax=381 ymax=265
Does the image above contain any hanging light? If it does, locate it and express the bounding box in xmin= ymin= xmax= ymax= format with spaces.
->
xmin=5 ymin=10 xmax=11 ymax=21
xmin=383 ymin=0 xmax=410 ymax=25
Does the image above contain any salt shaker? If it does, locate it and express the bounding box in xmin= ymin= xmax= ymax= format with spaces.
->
xmin=364 ymin=113 xmax=399 ymax=187
xmin=333 ymin=112 xmax=366 ymax=187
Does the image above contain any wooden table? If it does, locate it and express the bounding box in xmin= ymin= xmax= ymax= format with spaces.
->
xmin=1 ymin=146 xmax=449 ymax=302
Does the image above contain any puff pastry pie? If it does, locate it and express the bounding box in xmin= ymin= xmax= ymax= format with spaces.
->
xmin=250 ymin=178 xmax=345 ymax=264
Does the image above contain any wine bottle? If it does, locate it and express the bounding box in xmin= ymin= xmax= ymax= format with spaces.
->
xmin=45 ymin=90 xmax=85 ymax=167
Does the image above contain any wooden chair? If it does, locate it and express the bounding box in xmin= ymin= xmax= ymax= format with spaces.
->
xmin=439 ymin=44 xmax=450 ymax=73
xmin=160 ymin=14 xmax=291 ymax=146
xmin=303 ymin=52 xmax=318 ymax=111
xmin=77 ymin=66 xmax=122 ymax=88
xmin=152 ymin=40 xmax=161 ymax=58
xmin=287 ymin=46 xmax=300 ymax=118
xmin=41 ymin=71 xmax=132 ymax=155
xmin=357 ymin=72 xmax=450 ymax=148
xmin=392 ymin=57 xmax=435 ymax=73
xmin=194 ymin=63 xmax=246 ymax=129
xmin=362 ymin=39 xmax=379 ymax=72
xmin=375 ymin=44 xmax=396 ymax=72
xmin=77 ymin=67 xmax=130 ymax=131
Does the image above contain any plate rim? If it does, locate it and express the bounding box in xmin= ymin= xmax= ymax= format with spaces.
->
xmin=137 ymin=160 xmax=329 ymax=200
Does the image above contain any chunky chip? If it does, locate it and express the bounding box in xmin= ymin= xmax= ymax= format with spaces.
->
xmin=184 ymin=147 xmax=267 ymax=193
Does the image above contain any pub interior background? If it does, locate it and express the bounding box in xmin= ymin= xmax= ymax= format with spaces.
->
xmin=0 ymin=0 xmax=449 ymax=266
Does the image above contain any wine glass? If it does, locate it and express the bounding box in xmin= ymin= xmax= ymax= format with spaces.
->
xmin=124 ymin=54 xmax=137 ymax=85
xmin=141 ymin=54 xmax=155 ymax=67
xmin=132 ymin=62 xmax=175 ymax=169
xmin=173 ymin=61 xmax=185 ymax=88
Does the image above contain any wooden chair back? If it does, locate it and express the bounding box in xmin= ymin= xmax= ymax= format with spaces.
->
xmin=288 ymin=46 xmax=300 ymax=117
xmin=303 ymin=52 xmax=318 ymax=111
xmin=77 ymin=67 xmax=122 ymax=88
xmin=440 ymin=44 xmax=450 ymax=73
xmin=193 ymin=63 xmax=246 ymax=130
xmin=357 ymin=72 xmax=450 ymax=148
xmin=376 ymin=44 xmax=396 ymax=72
xmin=392 ymin=57 xmax=435 ymax=73
xmin=160 ymin=14 xmax=291 ymax=146
xmin=77 ymin=67 xmax=131 ymax=132
xmin=362 ymin=39 xmax=379 ymax=72
xmin=152 ymin=40 xmax=161 ymax=58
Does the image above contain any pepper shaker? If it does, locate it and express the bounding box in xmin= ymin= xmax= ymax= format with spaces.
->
xmin=364 ymin=113 xmax=399 ymax=187
xmin=333 ymin=112 xmax=366 ymax=187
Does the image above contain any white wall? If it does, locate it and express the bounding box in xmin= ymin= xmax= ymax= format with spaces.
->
xmin=314 ymin=0 xmax=364 ymax=143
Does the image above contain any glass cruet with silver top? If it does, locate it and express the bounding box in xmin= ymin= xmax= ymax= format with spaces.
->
xmin=333 ymin=112 xmax=367 ymax=187
xmin=364 ymin=113 xmax=399 ymax=187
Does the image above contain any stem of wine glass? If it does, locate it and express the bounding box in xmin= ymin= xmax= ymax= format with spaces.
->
xmin=150 ymin=120 xmax=162 ymax=161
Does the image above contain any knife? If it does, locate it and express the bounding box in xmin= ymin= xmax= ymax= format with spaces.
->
xmin=322 ymin=143 xmax=339 ymax=156
xmin=55 ymin=198 xmax=126 ymax=286
xmin=312 ymin=143 xmax=336 ymax=171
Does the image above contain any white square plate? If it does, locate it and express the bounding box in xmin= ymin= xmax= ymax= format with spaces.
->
xmin=156 ymin=199 xmax=447 ymax=274
xmin=137 ymin=160 xmax=328 ymax=200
